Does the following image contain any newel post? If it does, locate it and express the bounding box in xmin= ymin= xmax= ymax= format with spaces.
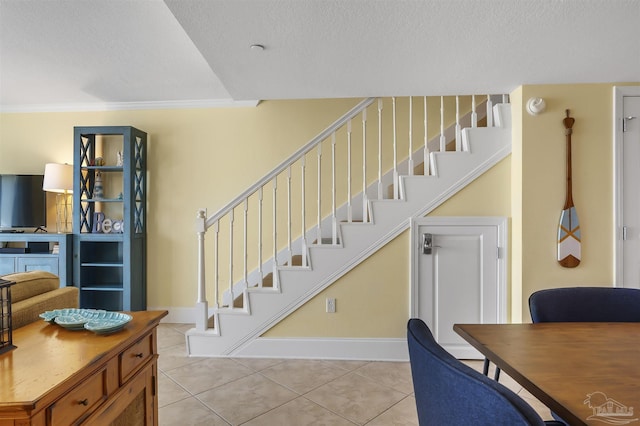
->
xmin=195 ymin=209 xmax=208 ymax=331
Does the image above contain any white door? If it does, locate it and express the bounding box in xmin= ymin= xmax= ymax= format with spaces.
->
xmin=411 ymin=217 xmax=507 ymax=359
xmin=615 ymin=87 xmax=640 ymax=288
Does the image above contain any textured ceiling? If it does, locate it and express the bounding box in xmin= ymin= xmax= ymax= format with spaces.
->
xmin=1 ymin=0 xmax=639 ymax=112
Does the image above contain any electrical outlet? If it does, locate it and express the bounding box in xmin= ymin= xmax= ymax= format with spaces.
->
xmin=326 ymin=298 xmax=336 ymax=313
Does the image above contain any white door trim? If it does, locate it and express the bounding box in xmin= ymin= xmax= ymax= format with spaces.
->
xmin=613 ymin=86 xmax=640 ymax=287
xmin=409 ymin=216 xmax=508 ymax=323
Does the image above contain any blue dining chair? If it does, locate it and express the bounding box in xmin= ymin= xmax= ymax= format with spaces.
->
xmin=407 ymin=318 xmax=563 ymax=425
xmin=528 ymin=286 xmax=640 ymax=424
xmin=529 ymin=287 xmax=640 ymax=323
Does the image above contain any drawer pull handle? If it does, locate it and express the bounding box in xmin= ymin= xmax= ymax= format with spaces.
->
xmin=134 ymin=353 xmax=144 ymax=358
xmin=79 ymin=399 xmax=89 ymax=406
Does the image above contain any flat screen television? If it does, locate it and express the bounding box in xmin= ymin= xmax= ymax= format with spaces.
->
xmin=0 ymin=174 xmax=47 ymax=230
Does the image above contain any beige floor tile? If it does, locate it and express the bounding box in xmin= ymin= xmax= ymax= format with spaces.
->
xmin=197 ymin=373 xmax=298 ymax=425
xmin=164 ymin=358 xmax=254 ymax=395
xmin=168 ymin=322 xmax=195 ymax=333
xmin=232 ymin=357 xmax=285 ymax=372
xmin=242 ymin=397 xmax=357 ymax=426
xmin=158 ymin=371 xmax=191 ymax=408
xmin=366 ymin=395 xmax=418 ymax=426
xmin=460 ymin=360 xmax=552 ymax=421
xmin=158 ymin=343 xmax=202 ymax=372
xmin=157 ymin=324 xmax=187 ymax=349
xmin=305 ymin=372 xmax=406 ymax=425
xmin=460 ymin=360 xmax=522 ymax=392
xmin=460 ymin=359 xmax=487 ymax=374
xmin=261 ymin=359 xmax=350 ymax=393
xmin=159 ymin=396 xmax=229 ymax=426
xmin=354 ymin=361 xmax=414 ymax=394
xmin=518 ymin=388 xmax=554 ymax=420
xmin=322 ymin=359 xmax=370 ymax=372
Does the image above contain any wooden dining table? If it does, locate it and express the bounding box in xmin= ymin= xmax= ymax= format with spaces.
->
xmin=453 ymin=322 xmax=640 ymax=426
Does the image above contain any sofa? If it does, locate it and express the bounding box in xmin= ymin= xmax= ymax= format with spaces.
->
xmin=1 ymin=270 xmax=79 ymax=329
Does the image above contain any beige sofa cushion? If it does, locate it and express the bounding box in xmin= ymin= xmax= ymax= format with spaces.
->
xmin=2 ymin=271 xmax=60 ymax=303
xmin=12 ymin=287 xmax=79 ymax=329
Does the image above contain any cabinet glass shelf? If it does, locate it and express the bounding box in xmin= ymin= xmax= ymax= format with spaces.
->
xmin=81 ymin=286 xmax=124 ymax=292
xmin=81 ymin=198 xmax=124 ymax=203
xmin=81 ymin=166 xmax=124 ymax=172
xmin=80 ymin=263 xmax=123 ymax=268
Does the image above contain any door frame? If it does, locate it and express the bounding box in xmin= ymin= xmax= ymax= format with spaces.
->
xmin=409 ymin=216 xmax=508 ymax=322
xmin=613 ymin=86 xmax=640 ymax=287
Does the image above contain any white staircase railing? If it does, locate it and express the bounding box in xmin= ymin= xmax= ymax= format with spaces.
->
xmin=194 ymin=95 xmax=506 ymax=332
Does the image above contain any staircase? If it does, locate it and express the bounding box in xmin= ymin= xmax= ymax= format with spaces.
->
xmin=187 ymin=96 xmax=512 ymax=357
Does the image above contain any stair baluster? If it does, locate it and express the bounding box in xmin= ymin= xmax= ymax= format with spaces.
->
xmin=331 ymin=133 xmax=338 ymax=244
xmin=361 ymin=108 xmax=368 ymax=222
xmin=300 ymin=158 xmax=307 ymax=268
xmin=228 ymin=209 xmax=234 ymax=307
xmin=257 ymin=188 xmax=263 ymax=288
xmin=272 ymin=178 xmax=278 ymax=289
xmin=287 ymin=167 xmax=292 ymax=266
xmin=455 ymin=96 xmax=462 ymax=151
xmin=408 ymin=96 xmax=414 ymax=175
xmin=471 ymin=95 xmax=478 ymax=128
xmin=392 ymin=97 xmax=399 ymax=199
xmin=347 ymin=120 xmax=353 ymax=221
xmin=377 ymin=99 xmax=384 ymax=198
xmin=243 ymin=199 xmax=248 ymax=294
xmin=423 ymin=96 xmax=429 ymax=175
xmin=439 ymin=96 xmax=446 ymax=152
xmin=316 ymin=144 xmax=322 ymax=244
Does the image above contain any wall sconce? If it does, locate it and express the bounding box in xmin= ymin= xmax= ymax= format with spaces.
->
xmin=526 ymin=97 xmax=547 ymax=115
xmin=43 ymin=163 xmax=73 ymax=233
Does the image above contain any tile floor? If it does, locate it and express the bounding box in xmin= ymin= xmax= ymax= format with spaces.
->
xmin=157 ymin=323 xmax=553 ymax=425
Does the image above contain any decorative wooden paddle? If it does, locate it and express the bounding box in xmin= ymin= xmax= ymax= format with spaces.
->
xmin=557 ymin=110 xmax=580 ymax=267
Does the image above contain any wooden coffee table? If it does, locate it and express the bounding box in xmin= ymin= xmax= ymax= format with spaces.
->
xmin=0 ymin=310 xmax=168 ymax=425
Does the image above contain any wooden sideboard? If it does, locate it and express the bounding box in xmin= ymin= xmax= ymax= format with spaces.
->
xmin=0 ymin=310 xmax=168 ymax=425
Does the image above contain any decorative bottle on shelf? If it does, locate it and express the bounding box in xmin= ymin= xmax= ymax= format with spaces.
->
xmin=94 ymin=171 xmax=104 ymax=199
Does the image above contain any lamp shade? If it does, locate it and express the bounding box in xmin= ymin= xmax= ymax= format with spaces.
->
xmin=42 ymin=163 xmax=73 ymax=193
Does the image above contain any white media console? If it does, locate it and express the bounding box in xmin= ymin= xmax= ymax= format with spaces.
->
xmin=0 ymin=233 xmax=72 ymax=286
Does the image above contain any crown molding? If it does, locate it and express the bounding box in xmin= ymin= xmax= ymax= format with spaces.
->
xmin=0 ymin=99 xmax=261 ymax=113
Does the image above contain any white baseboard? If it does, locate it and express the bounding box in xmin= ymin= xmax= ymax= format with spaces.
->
xmin=152 ymin=306 xmax=409 ymax=361
xmin=233 ymin=337 xmax=409 ymax=361
xmin=150 ymin=306 xmax=201 ymax=324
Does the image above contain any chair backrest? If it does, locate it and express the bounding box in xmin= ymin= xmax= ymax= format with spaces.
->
xmin=529 ymin=287 xmax=640 ymax=323
xmin=407 ymin=318 xmax=546 ymax=426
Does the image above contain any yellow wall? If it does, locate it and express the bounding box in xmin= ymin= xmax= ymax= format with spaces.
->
xmin=0 ymin=99 xmax=362 ymax=308
xmin=514 ymin=83 xmax=636 ymax=318
xmin=269 ymin=82 xmax=640 ymax=335
xmin=2 ymin=83 xmax=637 ymax=336
xmin=510 ymin=87 xmax=524 ymax=322
xmin=0 ymin=96 xmax=468 ymax=315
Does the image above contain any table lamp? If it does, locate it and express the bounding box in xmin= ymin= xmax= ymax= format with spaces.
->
xmin=42 ymin=163 xmax=73 ymax=233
